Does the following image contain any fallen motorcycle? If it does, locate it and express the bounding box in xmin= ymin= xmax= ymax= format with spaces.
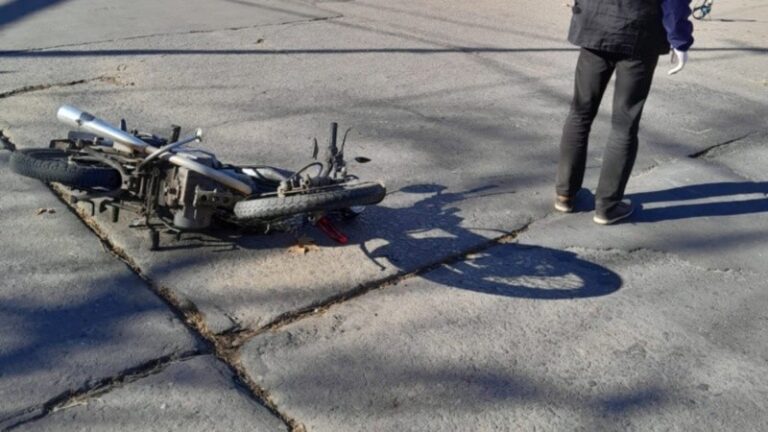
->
xmin=9 ymin=105 xmax=386 ymax=249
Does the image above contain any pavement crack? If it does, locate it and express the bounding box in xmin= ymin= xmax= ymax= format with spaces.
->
xmin=688 ymin=132 xmax=756 ymax=159
xmin=0 ymin=130 xmax=16 ymax=151
xmin=2 ymin=351 xmax=203 ymax=431
xmin=45 ymin=183 xmax=303 ymax=432
xmin=226 ymin=218 xmax=537 ymax=348
xmin=0 ymin=76 xmax=119 ymax=100
xmin=6 ymin=15 xmax=342 ymax=54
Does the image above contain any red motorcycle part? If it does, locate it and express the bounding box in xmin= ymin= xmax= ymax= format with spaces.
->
xmin=316 ymin=216 xmax=349 ymax=244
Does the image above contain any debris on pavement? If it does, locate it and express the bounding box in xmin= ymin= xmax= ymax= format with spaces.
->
xmin=288 ymin=235 xmax=320 ymax=255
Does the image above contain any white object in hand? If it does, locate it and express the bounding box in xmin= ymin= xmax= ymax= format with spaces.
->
xmin=668 ymin=48 xmax=688 ymax=75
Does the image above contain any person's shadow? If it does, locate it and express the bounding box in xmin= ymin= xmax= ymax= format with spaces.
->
xmin=628 ymin=182 xmax=768 ymax=223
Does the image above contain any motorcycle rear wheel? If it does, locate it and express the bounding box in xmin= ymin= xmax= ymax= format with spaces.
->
xmin=233 ymin=181 xmax=386 ymax=221
xmin=10 ymin=148 xmax=121 ymax=189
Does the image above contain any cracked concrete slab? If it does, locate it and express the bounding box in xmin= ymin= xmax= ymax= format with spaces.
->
xmin=1 ymin=1 xmax=766 ymax=428
xmin=12 ymin=355 xmax=288 ymax=432
xmin=0 ymin=0 xmax=764 ymax=337
xmin=240 ymin=242 xmax=768 ymax=431
xmin=0 ymin=150 xmax=202 ymax=426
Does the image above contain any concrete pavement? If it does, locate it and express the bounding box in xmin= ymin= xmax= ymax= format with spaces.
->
xmin=1 ymin=0 xmax=766 ymax=430
xmin=12 ymin=356 xmax=288 ymax=432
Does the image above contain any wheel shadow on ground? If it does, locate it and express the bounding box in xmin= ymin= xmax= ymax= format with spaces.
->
xmin=424 ymin=243 xmax=622 ymax=300
xmin=628 ymin=182 xmax=768 ymax=223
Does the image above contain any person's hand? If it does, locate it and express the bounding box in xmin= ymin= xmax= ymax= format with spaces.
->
xmin=668 ymin=48 xmax=688 ymax=75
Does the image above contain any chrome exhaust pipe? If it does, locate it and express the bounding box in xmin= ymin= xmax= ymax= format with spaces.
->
xmin=57 ymin=105 xmax=148 ymax=151
xmin=56 ymin=105 xmax=253 ymax=195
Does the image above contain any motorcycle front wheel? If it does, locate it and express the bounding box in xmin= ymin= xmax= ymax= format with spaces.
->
xmin=233 ymin=181 xmax=386 ymax=221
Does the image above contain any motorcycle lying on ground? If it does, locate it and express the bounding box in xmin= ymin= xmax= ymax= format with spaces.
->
xmin=9 ymin=105 xmax=386 ymax=250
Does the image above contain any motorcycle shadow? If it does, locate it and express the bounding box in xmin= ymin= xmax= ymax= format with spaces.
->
xmin=155 ymin=183 xmax=622 ymax=300
xmin=344 ymin=183 xmax=622 ymax=299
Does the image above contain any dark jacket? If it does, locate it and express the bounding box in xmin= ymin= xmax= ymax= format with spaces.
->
xmin=661 ymin=0 xmax=694 ymax=51
xmin=568 ymin=0 xmax=694 ymax=57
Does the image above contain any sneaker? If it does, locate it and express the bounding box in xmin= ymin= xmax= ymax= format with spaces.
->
xmin=554 ymin=195 xmax=574 ymax=213
xmin=593 ymin=200 xmax=634 ymax=225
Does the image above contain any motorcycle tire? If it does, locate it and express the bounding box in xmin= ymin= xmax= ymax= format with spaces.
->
xmin=233 ymin=181 xmax=386 ymax=221
xmin=9 ymin=148 xmax=121 ymax=189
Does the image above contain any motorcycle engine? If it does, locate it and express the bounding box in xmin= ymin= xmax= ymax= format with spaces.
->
xmin=160 ymin=155 xmax=218 ymax=230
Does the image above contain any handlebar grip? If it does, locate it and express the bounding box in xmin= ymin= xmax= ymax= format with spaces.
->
xmin=329 ymin=122 xmax=338 ymax=152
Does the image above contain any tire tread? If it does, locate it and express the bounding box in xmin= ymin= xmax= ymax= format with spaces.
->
xmin=234 ymin=181 xmax=385 ymax=221
xmin=9 ymin=148 xmax=121 ymax=189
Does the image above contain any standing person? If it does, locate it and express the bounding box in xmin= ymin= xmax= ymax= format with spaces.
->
xmin=555 ymin=0 xmax=694 ymax=224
